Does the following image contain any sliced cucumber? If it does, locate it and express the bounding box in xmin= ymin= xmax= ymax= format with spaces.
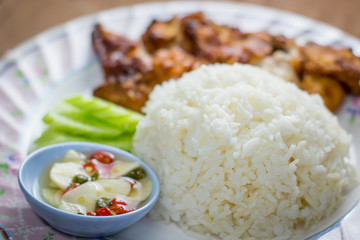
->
xmin=65 ymin=96 xmax=143 ymax=132
xmin=33 ymin=128 xmax=133 ymax=152
xmin=43 ymin=107 xmax=124 ymax=138
xmin=32 ymin=95 xmax=143 ymax=152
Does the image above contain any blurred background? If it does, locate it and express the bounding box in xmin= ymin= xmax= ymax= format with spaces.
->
xmin=1 ymin=0 xmax=359 ymax=57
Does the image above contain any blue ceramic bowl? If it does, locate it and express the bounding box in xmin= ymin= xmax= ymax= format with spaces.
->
xmin=18 ymin=142 xmax=160 ymax=237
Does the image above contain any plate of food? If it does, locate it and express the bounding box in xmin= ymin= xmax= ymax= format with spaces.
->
xmin=1 ymin=1 xmax=360 ymax=240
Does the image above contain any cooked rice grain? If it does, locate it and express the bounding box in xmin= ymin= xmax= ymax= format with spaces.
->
xmin=133 ymin=64 xmax=358 ymax=239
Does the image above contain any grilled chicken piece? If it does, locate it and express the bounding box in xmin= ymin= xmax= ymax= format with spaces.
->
xmin=92 ymin=24 xmax=151 ymax=82
xmin=93 ymin=80 xmax=151 ymax=113
xmin=300 ymin=74 xmax=346 ymax=112
xmin=142 ymin=12 xmax=274 ymax=64
xmin=92 ymin=24 xmax=153 ymax=112
xmin=303 ymin=42 xmax=360 ymax=94
xmin=149 ymin=47 xmax=206 ymax=83
xmin=180 ymin=12 xmax=273 ymax=64
xmin=94 ymin=47 xmax=205 ymax=112
xmin=142 ymin=17 xmax=181 ymax=53
xmin=93 ymin=24 xmax=205 ymax=112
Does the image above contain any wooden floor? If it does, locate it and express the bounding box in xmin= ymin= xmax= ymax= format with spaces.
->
xmin=1 ymin=0 xmax=360 ymax=57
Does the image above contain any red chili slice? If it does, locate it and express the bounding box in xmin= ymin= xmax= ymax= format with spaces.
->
xmin=112 ymin=198 xmax=127 ymax=205
xmin=87 ymin=212 xmax=97 ymax=216
xmin=109 ymin=205 xmax=125 ymax=215
xmin=63 ymin=188 xmax=72 ymax=195
xmin=90 ymin=151 xmax=114 ymax=164
xmin=124 ymin=209 xmax=135 ymax=214
xmin=95 ymin=207 xmax=113 ymax=216
xmin=83 ymin=161 xmax=98 ymax=172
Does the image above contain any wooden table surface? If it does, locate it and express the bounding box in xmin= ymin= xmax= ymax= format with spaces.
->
xmin=1 ymin=0 xmax=360 ymax=58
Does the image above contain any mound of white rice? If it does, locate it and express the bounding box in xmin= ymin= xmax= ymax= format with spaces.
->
xmin=133 ymin=64 xmax=358 ymax=239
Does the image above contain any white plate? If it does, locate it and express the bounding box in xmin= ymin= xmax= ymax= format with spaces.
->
xmin=1 ymin=2 xmax=360 ymax=240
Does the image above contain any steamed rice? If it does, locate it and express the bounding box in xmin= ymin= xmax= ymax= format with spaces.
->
xmin=133 ymin=63 xmax=358 ymax=239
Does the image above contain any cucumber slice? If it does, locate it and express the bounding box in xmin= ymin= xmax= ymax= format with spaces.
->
xmin=33 ymin=128 xmax=133 ymax=152
xmin=43 ymin=107 xmax=124 ymax=138
xmin=32 ymin=95 xmax=142 ymax=152
xmin=65 ymin=96 xmax=143 ymax=132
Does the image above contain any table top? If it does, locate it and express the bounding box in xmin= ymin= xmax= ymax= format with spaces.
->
xmin=1 ymin=0 xmax=360 ymax=58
